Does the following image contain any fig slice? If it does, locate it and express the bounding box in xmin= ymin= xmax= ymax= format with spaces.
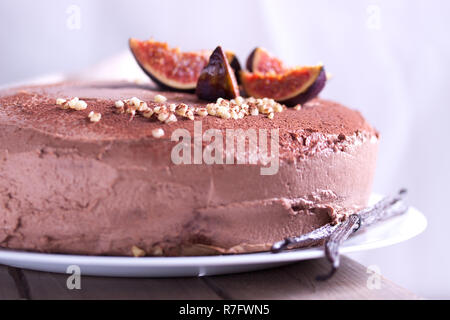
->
xmin=129 ymin=38 xmax=242 ymax=92
xmin=196 ymin=46 xmax=240 ymax=101
xmin=246 ymin=47 xmax=285 ymax=74
xmin=241 ymin=65 xmax=326 ymax=106
xmin=129 ymin=38 xmax=209 ymax=91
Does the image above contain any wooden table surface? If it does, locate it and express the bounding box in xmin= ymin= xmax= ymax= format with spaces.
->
xmin=0 ymin=256 xmax=418 ymax=300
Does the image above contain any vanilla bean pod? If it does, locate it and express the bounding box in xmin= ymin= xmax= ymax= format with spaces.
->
xmin=271 ymin=189 xmax=409 ymax=280
xmin=316 ymin=214 xmax=360 ymax=280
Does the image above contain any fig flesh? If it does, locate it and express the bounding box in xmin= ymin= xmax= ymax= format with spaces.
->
xmin=241 ymin=65 xmax=326 ymax=106
xmin=246 ymin=47 xmax=285 ymax=74
xmin=129 ymin=38 xmax=242 ymax=92
xmin=129 ymin=38 xmax=209 ymax=91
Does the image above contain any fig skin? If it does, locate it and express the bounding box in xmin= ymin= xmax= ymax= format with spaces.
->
xmin=240 ymin=65 xmax=326 ymax=107
xmin=246 ymin=47 xmax=285 ymax=74
xmin=196 ymin=46 xmax=240 ymax=101
xmin=281 ymin=67 xmax=327 ymax=106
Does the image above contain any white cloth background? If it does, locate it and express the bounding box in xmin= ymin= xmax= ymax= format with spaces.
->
xmin=0 ymin=0 xmax=449 ymax=298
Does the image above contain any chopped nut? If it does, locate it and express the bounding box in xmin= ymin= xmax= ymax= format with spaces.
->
xmin=88 ymin=111 xmax=102 ymax=122
xmin=169 ymin=104 xmax=177 ymax=112
xmin=165 ymin=113 xmax=177 ymax=124
xmin=268 ymin=112 xmax=274 ymax=119
xmin=250 ymin=107 xmax=259 ymax=116
xmin=126 ymin=106 xmax=135 ymax=114
xmin=235 ymin=96 xmax=244 ymax=105
xmin=230 ymin=105 xmax=240 ymax=113
xmin=185 ymin=110 xmax=195 ymax=120
xmin=130 ymin=97 xmax=141 ymax=107
xmin=218 ymin=109 xmax=231 ymax=119
xmin=73 ymin=100 xmax=87 ymax=111
xmin=153 ymin=105 xmax=166 ymax=114
xmin=196 ymin=108 xmax=208 ymax=117
xmin=206 ymin=103 xmax=217 ymax=116
xmin=273 ymin=103 xmax=283 ymax=113
xmin=131 ymin=245 xmax=146 ymax=257
xmin=143 ymin=110 xmax=154 ymax=118
xmin=152 ymin=128 xmax=165 ymax=138
xmin=115 ymin=100 xmax=124 ymax=108
xmin=56 ymin=98 xmax=66 ymax=105
xmin=175 ymin=103 xmax=188 ymax=116
xmin=151 ymin=245 xmax=163 ymax=256
xmin=67 ymin=97 xmax=79 ymax=108
xmin=294 ymin=104 xmax=302 ymax=110
xmin=138 ymin=101 xmax=149 ymax=112
xmin=260 ymin=106 xmax=273 ymax=114
xmin=154 ymin=94 xmax=167 ymax=103
xmin=157 ymin=111 xmax=170 ymax=122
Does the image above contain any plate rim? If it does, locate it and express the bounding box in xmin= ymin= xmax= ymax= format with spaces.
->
xmin=0 ymin=205 xmax=427 ymax=269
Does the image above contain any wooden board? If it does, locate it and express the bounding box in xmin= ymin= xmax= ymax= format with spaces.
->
xmin=0 ymin=256 xmax=418 ymax=300
xmin=0 ymin=267 xmax=21 ymax=299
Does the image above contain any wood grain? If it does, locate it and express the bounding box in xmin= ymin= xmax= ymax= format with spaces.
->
xmin=204 ymin=256 xmax=419 ymax=300
xmin=0 ymin=256 xmax=419 ymax=300
xmin=0 ymin=266 xmax=20 ymax=299
xmin=19 ymin=271 xmax=220 ymax=300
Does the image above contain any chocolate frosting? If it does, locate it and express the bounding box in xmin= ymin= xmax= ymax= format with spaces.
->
xmin=0 ymin=81 xmax=379 ymax=256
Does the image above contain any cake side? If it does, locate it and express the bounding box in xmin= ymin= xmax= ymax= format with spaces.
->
xmin=0 ymin=81 xmax=378 ymax=256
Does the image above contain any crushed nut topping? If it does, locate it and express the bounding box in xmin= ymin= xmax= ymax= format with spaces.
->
xmin=88 ymin=111 xmax=102 ymax=122
xmin=57 ymin=97 xmax=88 ymax=111
xmin=115 ymin=100 xmax=125 ymax=108
xmin=143 ymin=110 xmax=154 ymax=118
xmin=130 ymin=97 xmax=141 ymax=107
xmin=196 ymin=108 xmax=208 ymax=117
xmin=157 ymin=111 xmax=170 ymax=122
xmin=152 ymin=128 xmax=165 ymax=138
xmin=185 ymin=109 xmax=195 ymax=121
xmin=106 ymin=96 xmax=286 ymax=124
xmin=154 ymin=94 xmax=167 ymax=103
xmin=165 ymin=113 xmax=177 ymax=124
xmin=175 ymin=103 xmax=188 ymax=116
xmin=131 ymin=245 xmax=146 ymax=257
xmin=56 ymin=98 xmax=66 ymax=106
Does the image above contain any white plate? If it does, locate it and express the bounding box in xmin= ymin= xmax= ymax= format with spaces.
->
xmin=0 ymin=195 xmax=426 ymax=277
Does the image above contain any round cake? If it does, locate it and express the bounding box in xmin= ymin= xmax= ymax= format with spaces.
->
xmin=0 ymin=81 xmax=378 ymax=256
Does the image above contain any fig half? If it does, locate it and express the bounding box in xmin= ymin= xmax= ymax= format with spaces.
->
xmin=241 ymin=65 xmax=326 ymax=106
xmin=246 ymin=47 xmax=285 ymax=74
xmin=129 ymin=38 xmax=242 ymax=92
xmin=196 ymin=46 xmax=240 ymax=101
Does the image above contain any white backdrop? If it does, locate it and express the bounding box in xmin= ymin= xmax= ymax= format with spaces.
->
xmin=0 ymin=0 xmax=449 ymax=298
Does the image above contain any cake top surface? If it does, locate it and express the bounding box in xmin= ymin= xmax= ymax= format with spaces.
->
xmin=0 ymin=81 xmax=377 ymax=143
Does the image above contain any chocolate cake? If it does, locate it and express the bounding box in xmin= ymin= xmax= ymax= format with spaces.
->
xmin=0 ymin=81 xmax=378 ymax=256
